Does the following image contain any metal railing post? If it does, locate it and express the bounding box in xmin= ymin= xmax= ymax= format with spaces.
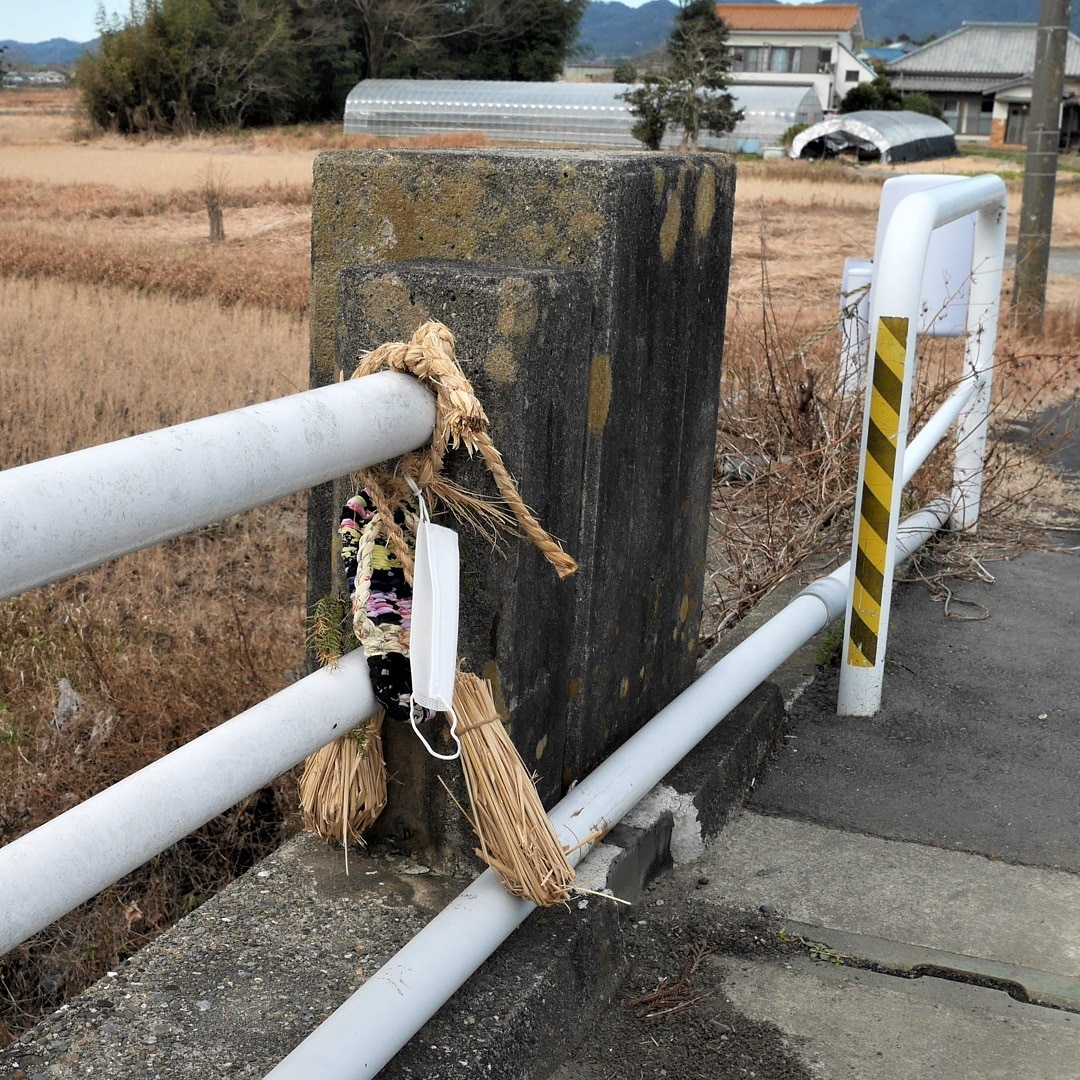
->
xmin=951 ymin=196 xmax=1008 ymax=531
xmin=837 ymin=175 xmax=1007 ymax=717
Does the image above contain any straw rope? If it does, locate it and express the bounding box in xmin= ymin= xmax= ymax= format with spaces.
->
xmin=353 ymin=321 xmax=578 ymax=580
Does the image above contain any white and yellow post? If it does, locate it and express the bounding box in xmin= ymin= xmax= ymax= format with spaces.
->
xmin=837 ymin=175 xmax=1007 ymax=716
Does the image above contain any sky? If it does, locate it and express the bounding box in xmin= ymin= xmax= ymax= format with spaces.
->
xmin=2 ymin=0 xmax=815 ymax=44
xmin=3 ymin=2 xmax=136 ymax=44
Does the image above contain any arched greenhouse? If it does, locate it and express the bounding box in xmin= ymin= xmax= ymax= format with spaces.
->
xmin=789 ymin=110 xmax=957 ymax=163
xmin=343 ymin=79 xmax=823 ymax=152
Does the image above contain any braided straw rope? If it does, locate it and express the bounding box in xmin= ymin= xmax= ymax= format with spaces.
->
xmin=353 ymin=321 xmax=578 ymax=580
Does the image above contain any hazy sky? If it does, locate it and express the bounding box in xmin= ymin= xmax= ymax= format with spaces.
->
xmin=2 ymin=1 xmax=128 ymax=44
xmin=2 ymin=0 xmax=815 ymax=44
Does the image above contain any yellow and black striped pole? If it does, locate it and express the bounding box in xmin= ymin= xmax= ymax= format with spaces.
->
xmin=839 ymin=315 xmax=911 ymax=713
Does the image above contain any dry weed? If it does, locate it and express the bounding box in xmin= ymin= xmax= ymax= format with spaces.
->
xmin=0 ymin=277 xmax=307 ymax=464
xmin=0 ymin=229 xmax=310 ymax=314
xmin=0 ymin=279 xmax=309 ymax=1043
xmin=704 ymin=253 xmax=1080 ymax=648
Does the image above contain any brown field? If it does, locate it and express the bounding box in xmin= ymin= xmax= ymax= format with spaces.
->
xmin=1 ymin=88 xmax=1078 ymax=1043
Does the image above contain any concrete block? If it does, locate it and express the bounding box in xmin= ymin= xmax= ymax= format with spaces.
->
xmin=310 ymin=148 xmax=736 ymax=860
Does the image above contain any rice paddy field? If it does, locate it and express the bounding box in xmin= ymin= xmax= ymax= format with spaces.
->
xmin=0 ymin=86 xmax=1078 ymax=1043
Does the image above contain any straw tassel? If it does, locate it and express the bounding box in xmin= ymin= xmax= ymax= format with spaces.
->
xmin=298 ymin=712 xmax=387 ymax=861
xmin=453 ymin=673 xmax=574 ymax=907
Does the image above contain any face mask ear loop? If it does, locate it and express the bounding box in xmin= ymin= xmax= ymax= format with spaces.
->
xmin=405 ymin=475 xmax=429 ymax=524
xmin=409 ymin=699 xmax=462 ymax=762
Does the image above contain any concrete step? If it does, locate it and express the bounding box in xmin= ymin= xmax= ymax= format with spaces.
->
xmin=693 ymin=811 xmax=1080 ymax=982
xmin=669 ymin=810 xmax=1080 ymax=1079
xmin=718 ymin=953 xmax=1080 ymax=1080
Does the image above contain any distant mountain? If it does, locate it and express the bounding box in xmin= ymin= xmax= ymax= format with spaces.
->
xmin=6 ymin=2 xmax=1080 ymax=74
xmin=574 ymin=1 xmax=1080 ymax=62
xmin=858 ymin=0 xmax=1080 ymax=42
xmin=574 ymin=0 xmax=673 ymax=61
xmin=0 ymin=38 xmax=97 ymax=69
xmin=575 ymin=1 xmax=676 ymax=61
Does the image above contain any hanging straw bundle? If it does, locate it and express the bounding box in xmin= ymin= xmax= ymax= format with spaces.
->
xmin=299 ymin=711 xmax=387 ymax=851
xmin=452 ymin=673 xmax=575 ymax=906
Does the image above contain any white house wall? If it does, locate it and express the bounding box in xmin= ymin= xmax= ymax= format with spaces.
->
xmin=726 ymin=30 xmax=873 ymax=110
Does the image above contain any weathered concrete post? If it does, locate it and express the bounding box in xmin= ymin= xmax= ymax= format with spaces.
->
xmin=309 ymin=149 xmax=735 ymax=872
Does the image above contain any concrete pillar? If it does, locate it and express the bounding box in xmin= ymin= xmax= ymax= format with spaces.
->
xmin=309 ymin=149 xmax=735 ymax=871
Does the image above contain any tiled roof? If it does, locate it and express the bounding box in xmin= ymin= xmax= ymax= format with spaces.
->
xmin=889 ymin=22 xmax=1080 ymax=78
xmin=716 ymin=4 xmax=862 ymax=33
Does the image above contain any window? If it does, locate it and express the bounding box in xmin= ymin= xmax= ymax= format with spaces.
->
xmin=818 ymin=47 xmax=832 ymax=74
xmin=731 ymin=46 xmax=765 ymax=73
xmin=941 ymin=99 xmax=959 ymax=131
xmin=844 ymin=70 xmax=860 ymax=83
xmin=769 ymin=47 xmax=797 ymax=73
xmin=980 ymin=98 xmax=993 ymax=136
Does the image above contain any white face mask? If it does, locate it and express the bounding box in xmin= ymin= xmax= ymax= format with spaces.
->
xmin=407 ymin=478 xmax=462 ymax=760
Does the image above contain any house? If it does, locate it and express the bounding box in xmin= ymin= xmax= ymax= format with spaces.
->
xmin=887 ymin=22 xmax=1080 ymax=148
xmin=715 ymin=3 xmax=876 ymax=111
xmin=25 ymin=71 xmax=68 ymax=86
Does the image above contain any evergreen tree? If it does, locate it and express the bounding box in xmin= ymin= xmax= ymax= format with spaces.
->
xmin=620 ymin=75 xmax=670 ymax=149
xmin=839 ymin=70 xmax=901 ymax=114
xmin=76 ymin=0 xmax=585 ymax=132
xmin=620 ymin=0 xmax=741 ymax=151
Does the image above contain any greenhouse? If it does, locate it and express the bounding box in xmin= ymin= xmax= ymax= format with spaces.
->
xmin=343 ymin=79 xmax=822 ymax=151
xmin=789 ymin=110 xmax=957 ymax=164
xmin=717 ymin=85 xmax=822 ymax=152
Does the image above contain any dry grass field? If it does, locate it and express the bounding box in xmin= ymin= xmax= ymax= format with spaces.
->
xmin=1 ymin=87 xmax=1078 ymax=1043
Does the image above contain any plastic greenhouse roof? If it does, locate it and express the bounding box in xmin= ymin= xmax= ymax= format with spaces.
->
xmin=343 ymin=79 xmax=822 ymax=150
xmin=789 ymin=109 xmax=956 ymax=164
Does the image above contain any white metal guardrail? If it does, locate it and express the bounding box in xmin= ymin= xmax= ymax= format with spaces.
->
xmin=0 ymin=372 xmax=436 ymax=954
xmin=0 ymin=370 xmax=436 ymax=600
xmin=838 ymin=174 xmax=1007 ymax=716
xmin=0 ymin=174 xmax=1007 ymax=1078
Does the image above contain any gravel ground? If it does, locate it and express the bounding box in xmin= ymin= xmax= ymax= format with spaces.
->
xmin=549 ymin=869 xmax=814 ymax=1080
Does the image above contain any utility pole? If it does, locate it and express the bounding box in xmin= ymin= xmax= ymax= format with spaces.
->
xmin=1012 ymin=0 xmax=1071 ymax=336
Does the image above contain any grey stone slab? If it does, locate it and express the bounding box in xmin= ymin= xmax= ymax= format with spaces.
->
xmin=0 ymin=833 xmax=463 ymax=1079
xmin=695 ymin=811 xmax=1080 ymax=979
xmin=719 ymin=954 xmax=1080 ymax=1080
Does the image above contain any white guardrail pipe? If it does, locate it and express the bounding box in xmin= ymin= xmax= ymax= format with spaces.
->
xmin=838 ymin=174 xmax=1006 ymax=718
xmin=0 ymin=371 xmax=437 ymax=600
xmin=0 ymin=649 xmax=378 ymax=956
xmin=265 ymin=499 xmax=952 ymax=1080
xmin=0 ymin=379 xmax=965 ymax=965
